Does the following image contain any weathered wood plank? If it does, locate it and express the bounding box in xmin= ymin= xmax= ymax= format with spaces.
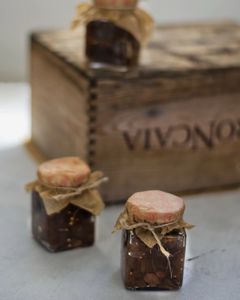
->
xmin=94 ymin=93 xmax=240 ymax=201
xmin=34 ymin=21 xmax=240 ymax=76
xmin=31 ymin=40 xmax=90 ymax=160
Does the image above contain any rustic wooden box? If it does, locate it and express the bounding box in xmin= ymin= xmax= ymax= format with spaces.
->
xmin=31 ymin=21 xmax=240 ymax=203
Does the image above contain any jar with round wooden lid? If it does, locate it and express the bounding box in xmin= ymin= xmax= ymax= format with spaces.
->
xmin=114 ymin=190 xmax=193 ymax=290
xmin=26 ymin=157 xmax=106 ymax=252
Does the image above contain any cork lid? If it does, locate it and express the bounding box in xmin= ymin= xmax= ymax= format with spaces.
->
xmin=38 ymin=157 xmax=91 ymax=188
xmin=126 ymin=190 xmax=185 ymax=224
xmin=94 ymin=0 xmax=138 ymax=9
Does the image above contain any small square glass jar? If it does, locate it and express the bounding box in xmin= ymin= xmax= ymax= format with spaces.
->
xmin=86 ymin=19 xmax=140 ymax=70
xmin=32 ymin=191 xmax=95 ymax=252
xmin=121 ymin=229 xmax=186 ymax=290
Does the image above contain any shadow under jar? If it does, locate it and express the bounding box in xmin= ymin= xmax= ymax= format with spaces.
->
xmin=86 ymin=20 xmax=140 ymax=70
xmin=122 ymin=229 xmax=186 ymax=290
xmin=32 ymin=191 xmax=95 ymax=252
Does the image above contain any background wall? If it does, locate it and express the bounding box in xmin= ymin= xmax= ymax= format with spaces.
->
xmin=0 ymin=0 xmax=239 ymax=81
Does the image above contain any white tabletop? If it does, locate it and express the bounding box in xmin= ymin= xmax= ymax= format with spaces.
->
xmin=0 ymin=84 xmax=240 ymax=300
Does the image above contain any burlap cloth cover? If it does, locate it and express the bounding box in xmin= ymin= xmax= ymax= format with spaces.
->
xmin=72 ymin=3 xmax=154 ymax=44
xmin=26 ymin=171 xmax=107 ymax=216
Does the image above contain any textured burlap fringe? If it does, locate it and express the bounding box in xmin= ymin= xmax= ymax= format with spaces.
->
xmin=26 ymin=171 xmax=108 ymax=216
xmin=114 ymin=209 xmax=194 ymax=277
xmin=72 ymin=3 xmax=154 ymax=44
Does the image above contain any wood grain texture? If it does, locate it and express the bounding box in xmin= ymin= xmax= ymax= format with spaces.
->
xmin=94 ymin=92 xmax=240 ymax=201
xmin=35 ymin=21 xmax=240 ymax=76
xmin=31 ymin=39 xmax=90 ymax=161
xmin=31 ymin=21 xmax=240 ymax=203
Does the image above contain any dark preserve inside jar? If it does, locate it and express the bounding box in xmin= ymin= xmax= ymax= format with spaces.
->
xmin=122 ymin=229 xmax=186 ymax=290
xmin=86 ymin=20 xmax=140 ymax=69
xmin=32 ymin=191 xmax=95 ymax=252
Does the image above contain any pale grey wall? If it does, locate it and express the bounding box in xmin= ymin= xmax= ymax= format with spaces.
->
xmin=0 ymin=0 xmax=239 ymax=81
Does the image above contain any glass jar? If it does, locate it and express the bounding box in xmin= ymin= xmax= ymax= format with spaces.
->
xmin=26 ymin=157 xmax=105 ymax=252
xmin=82 ymin=0 xmax=153 ymax=70
xmin=32 ymin=191 xmax=95 ymax=252
xmin=86 ymin=19 xmax=140 ymax=70
xmin=114 ymin=190 xmax=191 ymax=290
xmin=122 ymin=229 xmax=186 ymax=290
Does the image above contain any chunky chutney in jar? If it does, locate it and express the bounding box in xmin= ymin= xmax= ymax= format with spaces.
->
xmin=114 ymin=190 xmax=193 ymax=290
xmin=26 ymin=157 xmax=106 ymax=252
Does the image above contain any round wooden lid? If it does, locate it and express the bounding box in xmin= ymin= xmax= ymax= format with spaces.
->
xmin=38 ymin=157 xmax=91 ymax=188
xmin=94 ymin=0 xmax=138 ymax=9
xmin=126 ymin=190 xmax=185 ymax=224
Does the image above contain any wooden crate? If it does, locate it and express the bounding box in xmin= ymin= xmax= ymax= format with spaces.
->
xmin=31 ymin=21 xmax=240 ymax=203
